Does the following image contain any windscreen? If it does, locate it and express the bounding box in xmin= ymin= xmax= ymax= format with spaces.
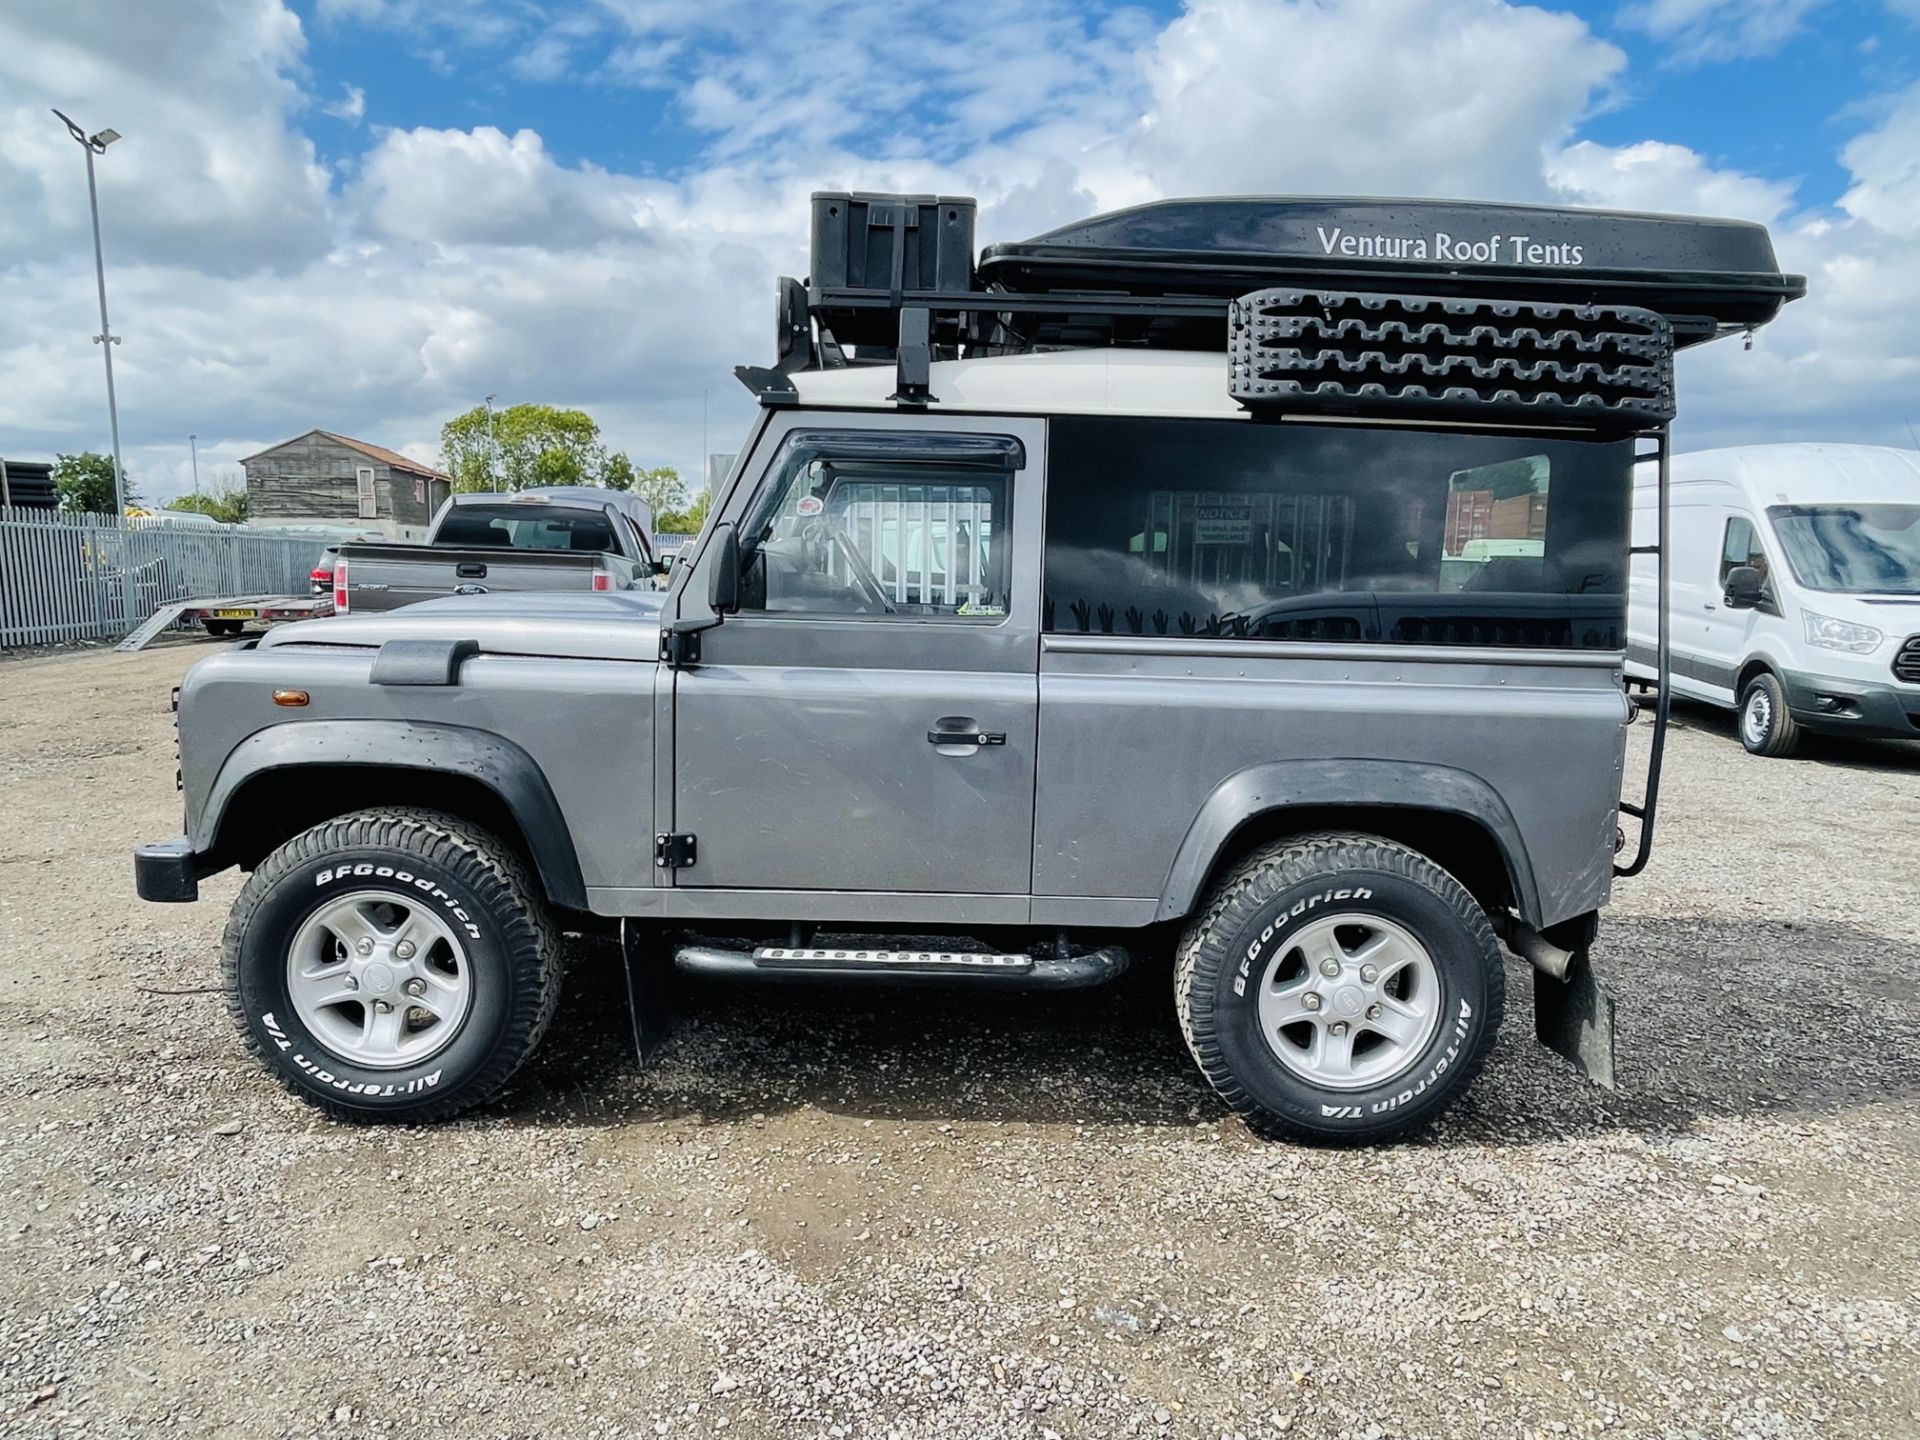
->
xmin=1044 ymin=417 xmax=1633 ymax=649
xmin=435 ymin=505 xmax=617 ymax=554
xmin=1767 ymin=505 xmax=1920 ymax=596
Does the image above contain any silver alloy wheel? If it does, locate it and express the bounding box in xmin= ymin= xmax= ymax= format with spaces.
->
xmin=1742 ymin=686 xmax=1772 ymax=748
xmin=1254 ymin=912 xmax=1443 ymax=1091
xmin=286 ymin=889 xmax=473 ymax=1069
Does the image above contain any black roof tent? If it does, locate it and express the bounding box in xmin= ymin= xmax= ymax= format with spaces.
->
xmin=748 ymin=190 xmax=1805 ymax=429
xmin=980 ymin=196 xmax=1803 ymax=341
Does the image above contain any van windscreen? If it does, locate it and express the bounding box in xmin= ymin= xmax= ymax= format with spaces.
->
xmin=1768 ymin=505 xmax=1920 ymax=596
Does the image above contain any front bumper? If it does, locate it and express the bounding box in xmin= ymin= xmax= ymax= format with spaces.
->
xmin=1781 ymin=670 xmax=1920 ymax=741
xmin=134 ymin=837 xmax=215 ymax=903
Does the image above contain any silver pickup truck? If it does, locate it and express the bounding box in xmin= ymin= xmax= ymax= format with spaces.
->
xmin=136 ymin=191 xmax=1802 ymax=1142
xmin=329 ymin=486 xmax=659 ymax=614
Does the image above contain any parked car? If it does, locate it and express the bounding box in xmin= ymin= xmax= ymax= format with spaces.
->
xmin=136 ymin=190 xmax=1802 ymax=1141
xmin=1627 ymin=443 xmax=1920 ymax=756
xmin=327 ymin=486 xmax=660 ymax=614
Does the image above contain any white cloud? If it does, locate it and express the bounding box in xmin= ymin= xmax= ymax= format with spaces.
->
xmin=0 ymin=0 xmax=331 ymax=275
xmin=350 ymin=126 xmax=650 ymax=246
xmin=1547 ymin=139 xmax=1796 ymax=222
xmin=1837 ymin=80 xmax=1920 ymax=236
xmin=1619 ymin=0 xmax=1830 ymax=65
xmin=1130 ymin=0 xmax=1623 ymax=201
xmin=324 ymin=83 xmax=367 ymax=124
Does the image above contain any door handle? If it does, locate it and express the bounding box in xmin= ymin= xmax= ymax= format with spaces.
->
xmin=1702 ymin=603 xmax=1716 ymax=611
xmin=456 ymin=562 xmax=488 ymax=579
xmin=927 ymin=729 xmax=1005 ymax=747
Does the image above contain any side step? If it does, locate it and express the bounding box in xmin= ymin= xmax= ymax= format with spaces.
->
xmin=674 ymin=943 xmax=1130 ymax=990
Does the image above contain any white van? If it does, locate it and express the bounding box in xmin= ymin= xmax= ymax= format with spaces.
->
xmin=1629 ymin=443 xmax=1920 ymax=755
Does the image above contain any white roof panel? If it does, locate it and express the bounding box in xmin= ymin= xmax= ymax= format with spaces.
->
xmin=790 ymin=349 xmax=1248 ymax=420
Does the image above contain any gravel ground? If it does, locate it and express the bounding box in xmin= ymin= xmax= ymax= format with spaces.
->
xmin=2 ymin=639 xmax=1917 ymax=1440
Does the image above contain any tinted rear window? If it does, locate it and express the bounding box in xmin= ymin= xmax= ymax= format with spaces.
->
xmin=435 ymin=505 xmax=618 ymax=553
xmin=1044 ymin=416 xmax=1632 ymax=650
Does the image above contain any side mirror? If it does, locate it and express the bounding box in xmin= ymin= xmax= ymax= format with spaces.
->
xmin=1723 ymin=565 xmax=1764 ymax=610
xmin=708 ymin=523 xmax=740 ymax=614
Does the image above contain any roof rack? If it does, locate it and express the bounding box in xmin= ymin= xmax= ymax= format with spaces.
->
xmin=741 ymin=191 xmax=1806 ymax=431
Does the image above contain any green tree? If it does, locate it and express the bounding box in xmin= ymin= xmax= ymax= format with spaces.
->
xmin=167 ymin=483 xmax=249 ymax=524
xmin=626 ymin=465 xmax=687 ymax=518
xmin=439 ymin=403 xmax=619 ymax=493
xmin=601 ymin=451 xmax=636 ymax=491
xmin=52 ymin=451 xmax=133 ymax=514
xmin=656 ymin=489 xmax=711 ymax=535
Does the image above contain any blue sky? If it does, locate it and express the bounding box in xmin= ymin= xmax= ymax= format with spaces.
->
xmin=296 ymin=1 xmax=1918 ymax=196
xmin=3 ymin=0 xmax=1920 ymax=502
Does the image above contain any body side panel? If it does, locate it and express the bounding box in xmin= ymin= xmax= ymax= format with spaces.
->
xmin=1033 ymin=638 xmax=1628 ymax=928
xmin=181 ymin=650 xmax=656 ymax=897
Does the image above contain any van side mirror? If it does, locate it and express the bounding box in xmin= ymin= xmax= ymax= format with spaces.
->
xmin=1723 ymin=565 xmax=1764 ymax=610
xmin=708 ymin=523 xmax=740 ymax=614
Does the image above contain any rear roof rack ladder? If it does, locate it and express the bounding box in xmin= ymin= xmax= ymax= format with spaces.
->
xmin=1616 ymin=428 xmax=1670 ymax=878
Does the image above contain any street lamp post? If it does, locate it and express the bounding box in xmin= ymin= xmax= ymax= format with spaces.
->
xmin=484 ymin=393 xmax=499 ymax=488
xmin=189 ymin=434 xmax=199 ymax=494
xmin=52 ymin=108 xmax=135 ymax=624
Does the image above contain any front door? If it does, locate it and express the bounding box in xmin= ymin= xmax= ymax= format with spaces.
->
xmin=670 ymin=417 xmax=1044 ymax=895
xmin=1693 ymin=510 xmax=1775 ymax=701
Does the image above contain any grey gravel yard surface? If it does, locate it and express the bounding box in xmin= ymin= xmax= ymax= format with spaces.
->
xmin=2 ymin=640 xmax=1917 ymax=1440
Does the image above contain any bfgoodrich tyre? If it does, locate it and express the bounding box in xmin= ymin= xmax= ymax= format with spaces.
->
xmin=1176 ymin=833 xmax=1504 ymax=1143
xmin=223 ymin=808 xmax=562 ymax=1122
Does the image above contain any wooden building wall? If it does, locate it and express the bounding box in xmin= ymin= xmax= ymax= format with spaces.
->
xmin=244 ymin=434 xmax=443 ymax=536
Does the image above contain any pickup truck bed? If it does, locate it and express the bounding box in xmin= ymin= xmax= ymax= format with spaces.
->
xmin=332 ymin=543 xmax=630 ymax=614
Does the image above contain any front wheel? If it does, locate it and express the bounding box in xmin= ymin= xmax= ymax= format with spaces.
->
xmin=223 ymin=808 xmax=562 ymax=1122
xmin=1175 ymin=833 xmax=1504 ymax=1143
xmin=1739 ymin=672 xmax=1800 ymax=757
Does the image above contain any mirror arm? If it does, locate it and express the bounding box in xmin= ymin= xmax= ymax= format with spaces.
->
xmin=662 ymin=523 xmax=739 ymax=668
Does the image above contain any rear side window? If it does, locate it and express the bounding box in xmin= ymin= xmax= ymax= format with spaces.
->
xmin=1043 ymin=416 xmax=1631 ymax=649
xmin=435 ymin=505 xmax=618 ymax=553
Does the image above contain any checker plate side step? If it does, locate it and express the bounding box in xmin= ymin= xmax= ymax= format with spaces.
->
xmin=673 ymin=943 xmax=1129 ymax=989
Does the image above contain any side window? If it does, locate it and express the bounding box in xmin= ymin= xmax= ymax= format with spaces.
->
xmin=1043 ymin=416 xmax=1632 ymax=650
xmin=1718 ymin=516 xmax=1767 ymax=588
xmin=736 ymin=435 xmax=1014 ymax=620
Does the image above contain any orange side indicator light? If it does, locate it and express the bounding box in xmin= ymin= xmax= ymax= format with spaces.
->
xmin=272 ymin=689 xmax=310 ymax=707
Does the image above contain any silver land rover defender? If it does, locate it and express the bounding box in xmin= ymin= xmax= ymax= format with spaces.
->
xmin=135 ymin=193 xmax=1802 ymax=1141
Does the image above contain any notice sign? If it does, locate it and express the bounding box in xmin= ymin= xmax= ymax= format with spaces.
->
xmin=1194 ymin=500 xmax=1254 ymax=545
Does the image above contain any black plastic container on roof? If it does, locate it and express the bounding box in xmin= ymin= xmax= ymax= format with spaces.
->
xmin=977 ymin=196 xmax=1805 ymax=345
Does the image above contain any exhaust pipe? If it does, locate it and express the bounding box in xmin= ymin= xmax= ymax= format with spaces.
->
xmin=1495 ymin=915 xmax=1576 ymax=982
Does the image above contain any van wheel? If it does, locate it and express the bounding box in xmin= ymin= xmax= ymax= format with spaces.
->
xmin=1175 ymin=833 xmax=1504 ymax=1144
xmin=1739 ymin=672 xmax=1800 ymax=757
xmin=222 ymin=808 xmax=563 ymax=1123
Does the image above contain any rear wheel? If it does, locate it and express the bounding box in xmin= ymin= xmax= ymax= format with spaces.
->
xmin=223 ymin=808 xmax=562 ymax=1122
xmin=1739 ymin=672 xmax=1800 ymax=757
xmin=1175 ymin=833 xmax=1504 ymax=1143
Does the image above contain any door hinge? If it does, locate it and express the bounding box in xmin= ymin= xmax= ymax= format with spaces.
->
xmin=654 ymin=832 xmax=697 ymax=870
xmin=659 ymin=626 xmax=701 ymax=667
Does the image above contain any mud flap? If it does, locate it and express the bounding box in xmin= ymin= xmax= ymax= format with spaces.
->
xmin=1533 ymin=949 xmax=1617 ymax=1089
xmin=620 ymin=919 xmax=675 ymax=1065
